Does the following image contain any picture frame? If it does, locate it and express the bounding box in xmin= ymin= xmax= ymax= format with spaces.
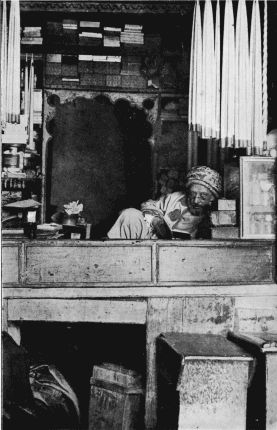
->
xmin=240 ymin=156 xmax=276 ymax=239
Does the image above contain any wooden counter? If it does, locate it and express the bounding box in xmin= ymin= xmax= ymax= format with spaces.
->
xmin=2 ymin=238 xmax=275 ymax=287
xmin=2 ymin=238 xmax=277 ymax=430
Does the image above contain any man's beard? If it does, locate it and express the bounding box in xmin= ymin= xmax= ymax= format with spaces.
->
xmin=187 ymin=201 xmax=210 ymax=216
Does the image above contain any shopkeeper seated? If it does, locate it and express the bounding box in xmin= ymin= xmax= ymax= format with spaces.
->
xmin=108 ymin=166 xmax=223 ymax=240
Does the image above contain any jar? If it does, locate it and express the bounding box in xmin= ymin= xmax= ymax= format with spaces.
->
xmin=62 ymin=214 xmax=78 ymax=226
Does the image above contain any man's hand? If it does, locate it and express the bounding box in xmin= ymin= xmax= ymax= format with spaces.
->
xmin=151 ymin=216 xmax=172 ymax=239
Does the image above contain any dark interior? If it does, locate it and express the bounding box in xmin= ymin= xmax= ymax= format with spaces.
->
xmin=46 ymin=95 xmax=153 ymax=236
xmin=20 ymin=322 xmax=146 ymax=429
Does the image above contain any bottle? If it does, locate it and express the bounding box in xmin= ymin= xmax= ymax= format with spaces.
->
xmin=24 ymin=209 xmax=37 ymax=239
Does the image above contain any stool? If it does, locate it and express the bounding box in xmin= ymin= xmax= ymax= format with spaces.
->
xmin=157 ymin=333 xmax=253 ymax=430
xmin=228 ymin=331 xmax=277 ymax=430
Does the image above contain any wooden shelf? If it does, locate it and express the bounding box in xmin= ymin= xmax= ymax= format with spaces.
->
xmin=21 ymin=43 xmax=166 ymax=57
xmin=43 ymin=83 xmax=185 ymax=95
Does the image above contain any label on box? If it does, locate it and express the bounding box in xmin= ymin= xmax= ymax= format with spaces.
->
xmin=211 ymin=211 xmax=237 ymax=226
xmin=218 ymin=199 xmax=236 ymax=211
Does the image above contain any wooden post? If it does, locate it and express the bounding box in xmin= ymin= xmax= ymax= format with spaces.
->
xmin=228 ymin=331 xmax=277 ymax=430
xmin=145 ymin=298 xmax=168 ymax=430
xmin=145 ymin=298 xmax=184 ymax=429
xmin=266 ymin=351 xmax=277 ymax=430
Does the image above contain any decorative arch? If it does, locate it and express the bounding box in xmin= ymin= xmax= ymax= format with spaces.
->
xmin=42 ymin=90 xmax=159 ymax=235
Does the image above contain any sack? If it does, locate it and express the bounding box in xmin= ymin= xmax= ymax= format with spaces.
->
xmin=30 ymin=364 xmax=80 ymax=429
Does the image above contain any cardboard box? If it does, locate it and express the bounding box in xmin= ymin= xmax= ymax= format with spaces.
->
xmin=45 ymin=62 xmax=62 ymax=76
xmin=121 ymin=75 xmax=146 ymax=89
xmin=106 ymin=75 xmax=121 ymax=87
xmin=211 ymin=226 xmax=239 ymax=239
xmin=78 ymin=61 xmax=93 ymax=74
xmin=211 ymin=210 xmax=237 ymax=226
xmin=218 ymin=199 xmax=236 ymax=211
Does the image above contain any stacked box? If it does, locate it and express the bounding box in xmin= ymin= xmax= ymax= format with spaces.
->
xmin=78 ymin=61 xmax=93 ymax=74
xmin=80 ymin=74 xmax=106 ymax=86
xmin=121 ymin=56 xmax=141 ymax=76
xmin=211 ymin=210 xmax=237 ymax=226
xmin=63 ymin=19 xmax=78 ymax=44
xmin=210 ymin=198 xmax=238 ymax=238
xmin=121 ymin=75 xmax=146 ymax=88
xmin=61 ymin=55 xmax=78 ymax=77
xmin=45 ymin=54 xmax=62 ymax=77
xmin=106 ymin=62 xmax=121 ymax=75
xmin=211 ymin=226 xmax=239 ymax=239
xmin=45 ymin=76 xmax=62 ymax=86
xmin=88 ymin=363 xmax=144 ymax=430
xmin=106 ymin=75 xmax=121 ymax=87
xmin=94 ymin=62 xmax=108 ymax=74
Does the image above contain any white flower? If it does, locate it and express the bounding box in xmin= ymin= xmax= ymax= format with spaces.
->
xmin=63 ymin=200 xmax=83 ymax=215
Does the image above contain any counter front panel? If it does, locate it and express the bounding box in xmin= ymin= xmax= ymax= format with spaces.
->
xmin=1 ymin=239 xmax=275 ymax=287
xmin=25 ymin=244 xmax=152 ymax=284
xmin=158 ymin=243 xmax=274 ymax=284
xmin=2 ymin=245 xmax=19 ymax=284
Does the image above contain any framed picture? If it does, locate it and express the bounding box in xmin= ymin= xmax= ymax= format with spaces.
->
xmin=240 ymin=157 xmax=276 ymax=239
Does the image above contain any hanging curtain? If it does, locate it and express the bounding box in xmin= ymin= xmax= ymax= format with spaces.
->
xmin=234 ymin=0 xmax=251 ymax=149
xmin=6 ymin=0 xmax=21 ymax=123
xmin=1 ymin=0 xmax=8 ymax=126
xmin=250 ymin=0 xmax=263 ymax=154
xmin=220 ymin=0 xmax=235 ymax=148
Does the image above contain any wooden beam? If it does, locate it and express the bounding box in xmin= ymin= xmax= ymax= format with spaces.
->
xmin=3 ymin=284 xmax=277 ymax=299
xmin=7 ymin=299 xmax=147 ymax=324
xmin=20 ymin=1 xmax=194 ymax=14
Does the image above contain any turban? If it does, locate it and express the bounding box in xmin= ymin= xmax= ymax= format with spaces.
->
xmin=186 ymin=166 xmax=223 ymax=198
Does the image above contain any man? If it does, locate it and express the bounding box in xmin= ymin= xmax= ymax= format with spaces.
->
xmin=107 ymin=166 xmax=222 ymax=240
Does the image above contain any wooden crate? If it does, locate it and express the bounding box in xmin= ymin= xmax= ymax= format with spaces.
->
xmin=88 ymin=377 xmax=144 ymax=430
xmin=157 ymin=333 xmax=253 ymax=430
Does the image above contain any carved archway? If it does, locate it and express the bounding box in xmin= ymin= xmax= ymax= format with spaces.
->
xmin=43 ymin=90 xmax=159 ymax=235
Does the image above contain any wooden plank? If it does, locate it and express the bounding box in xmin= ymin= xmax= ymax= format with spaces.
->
xmin=145 ymin=298 xmax=169 ymax=430
xmin=158 ymin=244 xmax=273 ymax=284
xmin=266 ymin=352 xmax=277 ymax=430
xmin=183 ymin=296 xmax=235 ymax=334
xmin=1 ymin=246 xmax=19 ymax=284
xmin=2 ymin=299 xmax=8 ymax=332
xmin=7 ymin=299 xmax=147 ymax=324
xmin=166 ymin=298 xmax=184 ymax=332
xmin=3 ymin=284 xmax=277 ymax=299
xmin=25 ymin=245 xmax=152 ymax=284
xmin=145 ymin=297 xmax=184 ymax=429
xmin=234 ymin=307 xmax=277 ymax=333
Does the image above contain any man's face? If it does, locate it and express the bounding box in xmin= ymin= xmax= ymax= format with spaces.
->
xmin=187 ymin=183 xmax=215 ymax=216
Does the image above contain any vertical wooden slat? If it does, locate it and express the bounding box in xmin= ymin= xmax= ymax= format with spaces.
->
xmin=151 ymin=242 xmax=158 ymax=285
xmin=145 ymin=298 xmax=169 ymax=429
xmin=145 ymin=297 xmax=184 ymax=429
xmin=2 ymin=299 xmax=8 ymax=332
xmin=166 ymin=298 xmax=184 ymax=332
xmin=265 ymin=352 xmax=277 ymax=429
xmin=18 ymin=241 xmax=27 ymax=285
